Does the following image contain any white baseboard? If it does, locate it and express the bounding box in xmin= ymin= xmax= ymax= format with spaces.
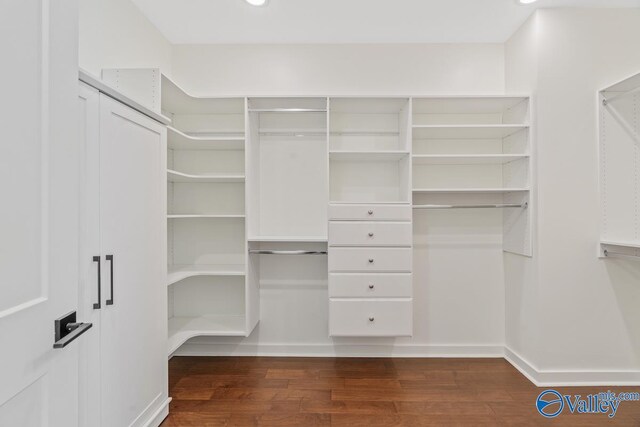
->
xmin=173 ymin=342 xmax=505 ymax=358
xmin=504 ymin=347 xmax=640 ymax=386
xmin=141 ymin=397 xmax=171 ymax=427
xmin=171 ymin=343 xmax=640 ymax=386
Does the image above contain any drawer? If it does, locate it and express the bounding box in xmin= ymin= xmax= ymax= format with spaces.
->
xmin=329 ymin=273 xmax=412 ymax=298
xmin=329 ymin=221 xmax=411 ymax=247
xmin=329 ymin=299 xmax=413 ymax=337
xmin=329 ymin=204 xmax=411 ymax=221
xmin=329 ymin=248 xmax=412 ymax=272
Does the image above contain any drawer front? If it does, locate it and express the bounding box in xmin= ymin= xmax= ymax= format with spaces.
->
xmin=329 ymin=222 xmax=412 ymax=247
xmin=329 ymin=248 xmax=412 ymax=272
xmin=329 ymin=204 xmax=411 ymax=221
xmin=329 ymin=274 xmax=412 ymax=298
xmin=329 ymin=299 xmax=413 ymax=337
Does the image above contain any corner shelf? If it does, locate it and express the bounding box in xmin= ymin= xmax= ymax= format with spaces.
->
xmin=413 ymin=124 xmax=529 ymax=139
xmin=330 ymin=151 xmax=410 ymax=162
xmin=168 ymin=126 xmax=244 ymax=151
xmin=168 ymin=264 xmax=246 ymax=286
xmin=412 ymin=154 xmax=529 ymax=165
xmin=168 ymin=315 xmax=247 ymax=354
xmin=167 ymin=169 xmax=245 ymax=183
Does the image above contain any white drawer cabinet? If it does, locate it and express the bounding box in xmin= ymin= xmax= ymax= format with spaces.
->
xmin=329 ymin=247 xmax=412 ymax=272
xmin=329 ymin=204 xmax=412 ymax=221
xmin=329 ymin=221 xmax=412 ymax=247
xmin=329 ymin=299 xmax=413 ymax=337
xmin=329 ymin=274 xmax=412 ymax=298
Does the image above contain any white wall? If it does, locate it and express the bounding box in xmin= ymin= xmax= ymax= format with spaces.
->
xmin=171 ymin=44 xmax=504 ymax=96
xmin=172 ymin=43 xmax=508 ymax=357
xmin=79 ymin=0 xmax=172 ymax=77
xmin=505 ymin=9 xmax=640 ymax=384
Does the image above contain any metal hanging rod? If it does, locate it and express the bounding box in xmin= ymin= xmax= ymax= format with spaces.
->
xmin=249 ymin=250 xmax=328 ymax=255
xmin=603 ymin=249 xmax=640 ymax=259
xmin=413 ymin=202 xmax=528 ymax=210
xmin=249 ymin=108 xmax=327 ymax=113
xmin=602 ymin=85 xmax=640 ymax=105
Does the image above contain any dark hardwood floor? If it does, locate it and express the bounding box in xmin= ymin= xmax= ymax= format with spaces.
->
xmin=161 ymin=357 xmax=640 ymax=426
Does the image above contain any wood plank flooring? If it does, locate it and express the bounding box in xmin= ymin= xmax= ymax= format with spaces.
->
xmin=161 ymin=357 xmax=640 ymax=426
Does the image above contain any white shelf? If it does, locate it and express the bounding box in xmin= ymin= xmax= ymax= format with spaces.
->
xmin=600 ymin=240 xmax=640 ymax=249
xmin=168 ymin=315 xmax=246 ymax=354
xmin=248 ymin=236 xmax=328 ymax=243
xmin=413 ymin=187 xmax=529 ymax=194
xmin=167 ymin=169 xmax=245 ymax=183
xmin=168 ymin=126 xmax=244 ymax=151
xmin=162 ymin=75 xmax=245 ymax=116
xmin=168 ymin=214 xmax=245 ymax=219
xmin=413 ymin=124 xmax=528 ymax=139
xmin=412 ymin=97 xmax=528 ymax=114
xmin=412 ymin=154 xmax=529 ymax=165
xmin=258 ymin=128 xmax=326 ymax=137
xmin=330 ymin=130 xmax=400 ymax=136
xmin=168 ymin=264 xmax=246 ymax=286
xmin=329 ymin=201 xmax=411 ymax=206
xmin=330 ymin=151 xmax=410 ymax=162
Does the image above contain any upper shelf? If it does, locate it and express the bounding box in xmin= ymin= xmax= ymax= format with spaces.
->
xmin=412 ymin=154 xmax=529 ymax=165
xmin=601 ymin=72 xmax=640 ymax=95
xmin=600 ymin=240 xmax=640 ymax=249
xmin=413 ymin=124 xmax=529 ymax=139
xmin=413 ymin=187 xmax=530 ymax=194
xmin=168 ymin=126 xmax=244 ymax=151
xmin=412 ymin=97 xmax=528 ymax=115
xmin=167 ymin=169 xmax=245 ymax=183
xmin=162 ymin=75 xmax=245 ymax=116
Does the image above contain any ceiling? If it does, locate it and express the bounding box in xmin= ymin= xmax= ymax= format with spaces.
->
xmin=131 ymin=0 xmax=640 ymax=44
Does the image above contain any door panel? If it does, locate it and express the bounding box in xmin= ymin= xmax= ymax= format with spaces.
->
xmin=0 ymin=0 xmax=80 ymax=425
xmin=99 ymin=94 xmax=167 ymax=427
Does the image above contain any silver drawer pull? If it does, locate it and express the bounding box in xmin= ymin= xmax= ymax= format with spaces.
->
xmin=368 ymin=284 xmax=375 ymax=289
xmin=368 ymin=210 xmax=374 ymax=215
xmin=368 ymin=258 xmax=374 ymax=263
xmin=368 ymin=232 xmax=374 ymax=237
xmin=369 ymin=317 xmax=375 ymax=322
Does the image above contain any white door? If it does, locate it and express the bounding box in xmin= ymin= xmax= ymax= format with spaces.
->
xmin=98 ymin=95 xmax=168 ymax=427
xmin=0 ymin=0 xmax=82 ymax=426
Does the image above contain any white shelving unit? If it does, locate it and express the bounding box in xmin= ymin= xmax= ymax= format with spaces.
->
xmin=246 ymin=98 xmax=329 ymax=298
xmin=599 ymin=72 xmax=640 ymax=258
xmin=329 ymin=98 xmax=411 ymax=204
xmin=412 ymin=96 xmax=533 ymax=256
xmin=99 ymin=67 xmax=536 ymax=344
xmin=101 ymin=69 xmax=257 ymax=354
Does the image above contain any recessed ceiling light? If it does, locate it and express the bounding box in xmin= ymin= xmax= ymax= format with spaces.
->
xmin=518 ymin=0 xmax=538 ymax=4
xmin=245 ymin=0 xmax=268 ymax=6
